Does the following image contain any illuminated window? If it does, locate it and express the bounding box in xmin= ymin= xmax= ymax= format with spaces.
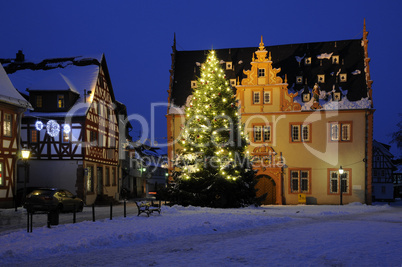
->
xmin=36 ymin=95 xmax=42 ymax=108
xmin=253 ymin=125 xmax=271 ymax=142
xmin=296 ymin=76 xmax=303 ymax=84
xmin=226 ymin=62 xmax=232 ymax=70
xmin=291 ymin=124 xmax=310 ymax=142
xmin=31 ymin=130 xmax=38 ymax=143
xmin=263 ymin=91 xmax=271 ymax=104
xmin=230 ymin=79 xmax=236 ymax=87
xmin=305 ymin=57 xmax=311 ymax=65
xmin=329 ymin=169 xmax=350 ymax=194
xmin=57 ymin=95 xmax=65 ymax=108
xmin=332 ymin=55 xmax=339 ymax=64
xmin=62 ymin=131 xmax=70 ymax=143
xmin=3 ymin=113 xmax=12 ymax=137
xmin=253 ymin=92 xmax=260 ymax=104
xmin=317 ymin=74 xmax=325 ymax=83
xmin=258 ymin=68 xmax=265 ymax=77
xmin=191 ymin=80 xmax=197 ymax=88
xmin=290 ymin=169 xmax=310 ymax=193
xmin=340 ymin=73 xmax=347 ymax=82
xmin=330 ymin=122 xmax=351 ymax=142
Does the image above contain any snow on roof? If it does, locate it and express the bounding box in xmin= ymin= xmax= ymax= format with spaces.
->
xmin=0 ymin=63 xmax=32 ymax=109
xmin=4 ymin=55 xmax=102 ymax=118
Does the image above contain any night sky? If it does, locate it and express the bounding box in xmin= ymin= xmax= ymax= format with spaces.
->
xmin=1 ymin=0 xmax=401 ymax=156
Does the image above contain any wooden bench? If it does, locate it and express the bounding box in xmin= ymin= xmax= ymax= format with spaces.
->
xmin=135 ymin=200 xmax=161 ymax=217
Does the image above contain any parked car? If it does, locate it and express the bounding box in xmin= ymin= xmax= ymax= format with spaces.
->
xmin=24 ymin=188 xmax=84 ymax=213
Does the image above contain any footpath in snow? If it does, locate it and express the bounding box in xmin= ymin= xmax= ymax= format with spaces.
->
xmin=0 ymin=202 xmax=401 ymax=266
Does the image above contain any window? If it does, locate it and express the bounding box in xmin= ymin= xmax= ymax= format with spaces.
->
xmin=87 ymin=166 xmax=94 ymax=192
xmin=329 ymin=122 xmax=352 ymax=142
xmin=340 ymin=73 xmax=347 ymax=82
xmin=328 ymin=169 xmax=351 ymax=194
xmin=253 ymin=92 xmax=260 ymax=104
xmin=36 ymin=95 xmax=42 ymax=108
xmin=332 ymin=55 xmax=339 ymax=64
xmin=230 ymin=79 xmax=236 ymax=87
xmin=0 ymin=162 xmax=3 ymax=186
xmin=191 ymin=80 xmax=197 ymax=89
xmin=105 ymin=167 xmax=110 ymax=186
xmin=258 ymin=68 xmax=265 ymax=77
xmin=317 ymin=74 xmax=325 ymax=83
xmin=333 ymin=92 xmax=341 ymax=101
xmin=291 ymin=124 xmax=311 ymax=142
xmin=305 ymin=57 xmax=311 ymax=65
xmin=3 ymin=113 xmax=12 ymax=137
xmin=112 ymin=168 xmax=116 ymax=186
xmin=263 ymin=91 xmax=271 ymax=104
xmin=90 ymin=130 xmax=97 ymax=145
xmin=62 ymin=131 xmax=70 ymax=143
xmin=290 ymin=169 xmax=310 ymax=193
xmin=57 ymin=95 xmax=65 ymax=108
xmin=226 ymin=62 xmax=232 ymax=70
xmin=253 ymin=125 xmax=271 ymax=142
xmin=31 ymin=130 xmax=38 ymax=143
xmin=296 ymin=76 xmax=303 ymax=84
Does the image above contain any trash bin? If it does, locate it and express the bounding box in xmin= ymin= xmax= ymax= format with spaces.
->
xmin=48 ymin=210 xmax=59 ymax=225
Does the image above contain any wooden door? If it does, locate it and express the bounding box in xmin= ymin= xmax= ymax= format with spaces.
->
xmin=255 ymin=175 xmax=276 ymax=205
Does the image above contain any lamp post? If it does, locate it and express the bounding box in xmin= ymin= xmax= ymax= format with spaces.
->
xmin=339 ymin=166 xmax=344 ymax=205
xmin=21 ymin=147 xmax=31 ymax=205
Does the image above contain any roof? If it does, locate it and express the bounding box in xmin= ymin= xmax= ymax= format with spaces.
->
xmin=0 ymin=63 xmax=32 ymax=110
xmin=0 ymin=54 xmax=103 ymax=118
xmin=373 ymin=140 xmax=394 ymax=159
xmin=170 ymin=38 xmax=370 ymax=111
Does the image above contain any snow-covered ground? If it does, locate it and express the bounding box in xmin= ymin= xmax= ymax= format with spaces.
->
xmin=0 ymin=201 xmax=401 ymax=266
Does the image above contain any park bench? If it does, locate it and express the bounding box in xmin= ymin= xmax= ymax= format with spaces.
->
xmin=135 ymin=200 xmax=161 ymax=217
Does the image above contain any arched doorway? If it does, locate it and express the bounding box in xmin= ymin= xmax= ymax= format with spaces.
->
xmin=255 ymin=175 xmax=276 ymax=205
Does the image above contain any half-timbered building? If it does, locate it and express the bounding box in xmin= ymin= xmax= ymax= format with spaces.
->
xmin=167 ymin=22 xmax=374 ymax=205
xmin=1 ymin=52 xmax=120 ymax=205
xmin=0 ymin=62 xmax=32 ymax=208
xmin=372 ymin=140 xmax=396 ymax=201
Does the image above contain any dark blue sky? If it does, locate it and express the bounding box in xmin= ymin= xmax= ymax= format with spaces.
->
xmin=1 ymin=0 xmax=401 ymax=156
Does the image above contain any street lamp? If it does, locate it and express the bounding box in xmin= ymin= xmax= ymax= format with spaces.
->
xmin=339 ymin=166 xmax=344 ymax=205
xmin=21 ymin=147 xmax=31 ymax=205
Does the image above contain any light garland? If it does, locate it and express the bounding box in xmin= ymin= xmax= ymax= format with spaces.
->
xmin=46 ymin=120 xmax=60 ymax=137
xmin=35 ymin=121 xmax=44 ymax=131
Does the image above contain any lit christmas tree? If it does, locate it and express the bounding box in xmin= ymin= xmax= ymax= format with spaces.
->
xmin=171 ymin=50 xmax=256 ymax=208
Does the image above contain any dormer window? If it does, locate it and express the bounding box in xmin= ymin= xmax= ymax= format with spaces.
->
xmin=296 ymin=76 xmax=303 ymax=84
xmin=57 ymin=95 xmax=65 ymax=108
xmin=230 ymin=79 xmax=236 ymax=87
xmin=332 ymin=55 xmax=339 ymax=64
xmin=305 ymin=57 xmax=311 ymax=65
xmin=226 ymin=62 xmax=233 ymax=70
xmin=258 ymin=68 xmax=265 ymax=77
xmin=340 ymin=73 xmax=347 ymax=82
xmin=191 ymin=80 xmax=197 ymax=89
xmin=36 ymin=95 xmax=43 ymax=108
xmin=317 ymin=74 xmax=325 ymax=83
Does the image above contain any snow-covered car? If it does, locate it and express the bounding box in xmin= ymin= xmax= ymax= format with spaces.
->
xmin=24 ymin=188 xmax=84 ymax=213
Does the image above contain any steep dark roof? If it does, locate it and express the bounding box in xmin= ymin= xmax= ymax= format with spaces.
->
xmin=171 ymin=39 xmax=368 ymax=107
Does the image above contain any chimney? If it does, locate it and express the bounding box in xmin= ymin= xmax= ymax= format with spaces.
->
xmin=16 ymin=50 xmax=25 ymax=62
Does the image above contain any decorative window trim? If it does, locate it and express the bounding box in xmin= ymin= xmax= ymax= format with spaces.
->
xmin=333 ymin=92 xmax=342 ymax=101
xmin=305 ymin=57 xmax=312 ymax=65
xmin=191 ymin=80 xmax=197 ymax=89
xmin=317 ymin=74 xmax=325 ymax=83
xmin=263 ymin=90 xmax=272 ymax=104
xmin=329 ymin=121 xmax=352 ymax=142
xmin=252 ymin=91 xmax=261 ymax=105
xmin=226 ymin=62 xmax=233 ymax=70
xmin=252 ymin=123 xmax=272 ymax=143
xmin=340 ymin=73 xmax=347 ymax=82
xmin=327 ymin=168 xmax=352 ymax=195
xmin=290 ymin=123 xmax=312 ymax=143
xmin=230 ymin=79 xmax=236 ymax=87
xmin=302 ymin=92 xmax=311 ymax=102
xmin=332 ymin=55 xmax=339 ymax=64
xmin=289 ymin=168 xmax=311 ymax=194
xmin=296 ymin=76 xmax=303 ymax=84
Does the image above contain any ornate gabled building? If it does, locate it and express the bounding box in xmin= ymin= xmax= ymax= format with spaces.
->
xmin=167 ymin=22 xmax=374 ymax=205
xmin=0 ymin=63 xmax=32 ymax=208
xmin=1 ymin=52 xmax=122 ymax=205
xmin=372 ymin=140 xmax=396 ymax=201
